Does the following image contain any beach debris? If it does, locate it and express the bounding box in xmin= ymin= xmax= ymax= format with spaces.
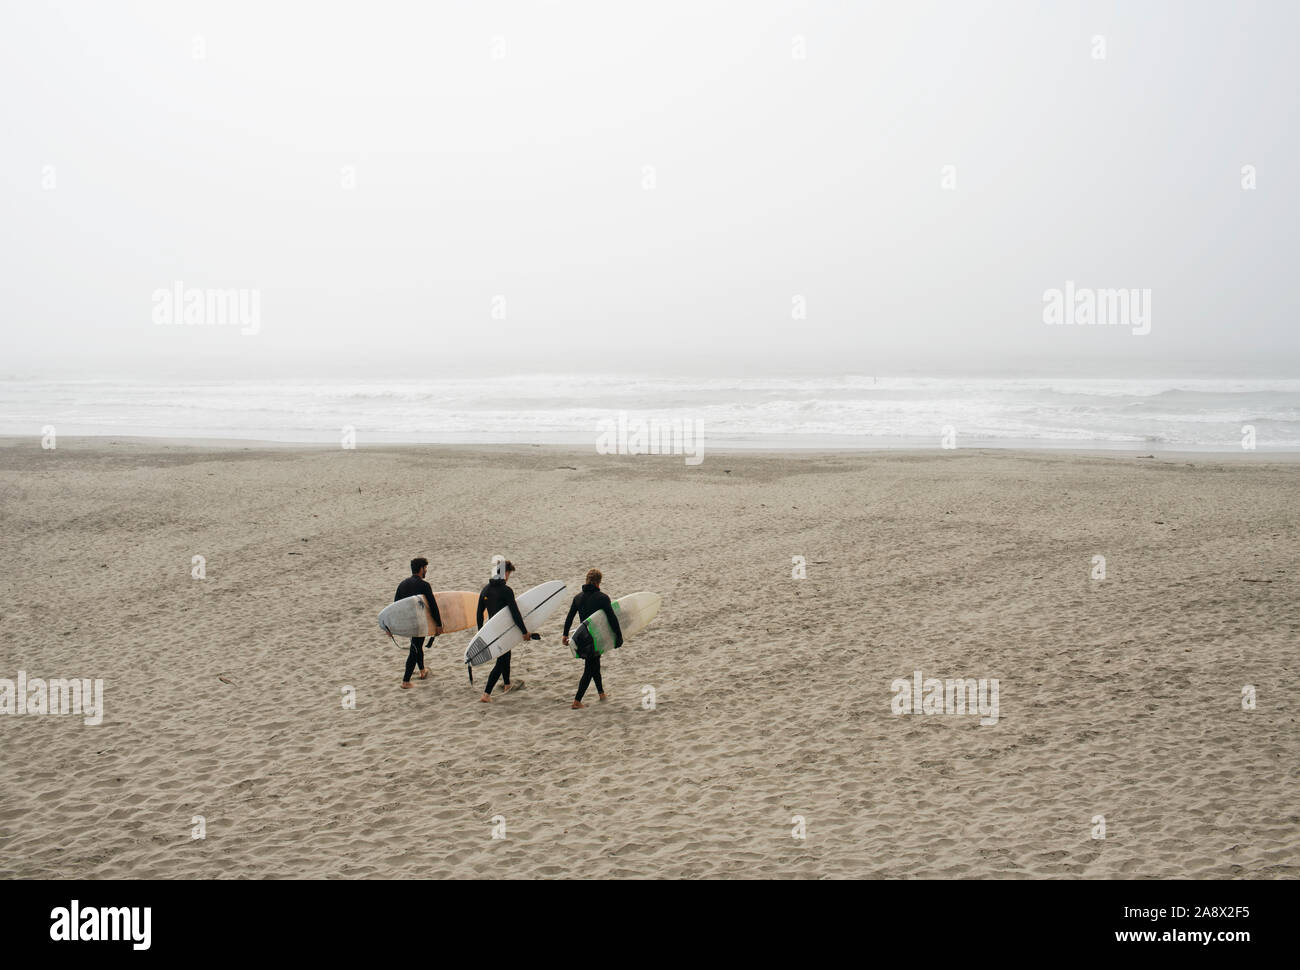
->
xmin=556 ymin=465 xmax=577 ymax=470
xmin=218 ymin=675 xmax=235 ymax=685
xmin=1240 ymin=578 xmax=1273 ymax=583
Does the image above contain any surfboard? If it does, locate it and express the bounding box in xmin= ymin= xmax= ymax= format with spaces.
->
xmin=571 ymin=591 xmax=662 ymax=657
xmin=379 ymin=591 xmax=479 ymax=639
xmin=464 ymin=580 xmax=567 ymax=669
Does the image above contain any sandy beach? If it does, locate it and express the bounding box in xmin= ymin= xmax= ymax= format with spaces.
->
xmin=0 ymin=439 xmax=1296 ymax=879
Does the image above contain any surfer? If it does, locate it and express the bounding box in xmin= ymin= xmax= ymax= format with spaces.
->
xmin=394 ymin=557 xmax=444 ymax=689
xmin=562 ymin=569 xmax=623 ymax=709
xmin=477 ymin=559 xmax=530 ymax=702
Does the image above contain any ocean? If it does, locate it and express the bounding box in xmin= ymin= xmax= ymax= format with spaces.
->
xmin=2 ymin=375 xmax=1298 ymax=451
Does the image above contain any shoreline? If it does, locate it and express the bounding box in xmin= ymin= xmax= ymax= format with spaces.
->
xmin=3 ymin=435 xmax=1297 ymax=462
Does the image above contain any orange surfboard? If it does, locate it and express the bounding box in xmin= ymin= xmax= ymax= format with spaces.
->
xmin=379 ymin=591 xmax=480 ymax=639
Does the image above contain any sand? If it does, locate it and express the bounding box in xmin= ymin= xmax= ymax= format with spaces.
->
xmin=0 ymin=439 xmax=1296 ymax=879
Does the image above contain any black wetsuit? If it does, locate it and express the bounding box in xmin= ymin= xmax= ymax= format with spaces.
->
xmin=395 ymin=574 xmax=443 ymax=683
xmin=477 ymin=578 xmax=528 ymax=693
xmin=563 ymin=584 xmax=623 ymax=701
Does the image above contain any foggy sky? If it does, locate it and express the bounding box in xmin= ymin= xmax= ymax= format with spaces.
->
xmin=3 ymin=1 xmax=1298 ymax=379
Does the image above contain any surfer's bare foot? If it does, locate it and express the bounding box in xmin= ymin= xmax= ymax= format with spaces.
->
xmin=479 ymin=693 xmax=492 ymax=703
xmin=400 ymin=681 xmax=413 ymax=689
xmin=417 ymin=669 xmax=429 ymax=680
xmin=571 ymin=701 xmax=584 ymax=709
xmin=598 ymin=692 xmax=608 ymax=701
xmin=502 ymin=680 xmax=524 ymax=694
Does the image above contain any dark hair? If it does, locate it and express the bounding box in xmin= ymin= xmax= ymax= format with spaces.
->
xmin=585 ymin=568 xmax=602 ymax=586
xmin=410 ymin=557 xmax=428 ymax=574
xmin=504 ymin=560 xmax=515 ymax=573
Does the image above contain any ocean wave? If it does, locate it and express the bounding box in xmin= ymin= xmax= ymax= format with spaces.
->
xmin=3 ymin=376 xmax=1299 ymax=449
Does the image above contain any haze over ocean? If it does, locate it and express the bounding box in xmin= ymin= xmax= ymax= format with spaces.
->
xmin=4 ymin=2 xmax=1299 ymax=387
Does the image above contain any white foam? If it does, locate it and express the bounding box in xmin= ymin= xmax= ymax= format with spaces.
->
xmin=2 ymin=376 xmax=1298 ymax=449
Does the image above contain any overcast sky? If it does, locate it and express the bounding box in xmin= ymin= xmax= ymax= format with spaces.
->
xmin=2 ymin=1 xmax=1297 ymax=379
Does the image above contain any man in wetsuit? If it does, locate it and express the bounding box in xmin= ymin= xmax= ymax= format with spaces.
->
xmin=561 ymin=568 xmax=623 ymax=709
xmin=395 ymin=557 xmax=443 ymax=689
xmin=477 ymin=559 xmax=530 ymax=702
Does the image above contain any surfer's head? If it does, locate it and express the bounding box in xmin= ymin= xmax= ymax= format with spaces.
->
xmin=410 ymin=557 xmax=428 ymax=577
xmin=585 ymin=568 xmax=602 ymax=587
xmin=491 ymin=558 xmax=515 ymax=582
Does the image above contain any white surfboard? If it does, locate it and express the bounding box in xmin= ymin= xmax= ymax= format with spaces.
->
xmin=570 ymin=591 xmax=662 ymax=657
xmin=464 ymin=580 xmax=567 ymax=670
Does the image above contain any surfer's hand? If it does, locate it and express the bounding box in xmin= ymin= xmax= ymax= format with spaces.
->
xmin=562 ymin=636 xmax=570 ymax=646
xmin=434 ymin=626 xmax=444 ymax=636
